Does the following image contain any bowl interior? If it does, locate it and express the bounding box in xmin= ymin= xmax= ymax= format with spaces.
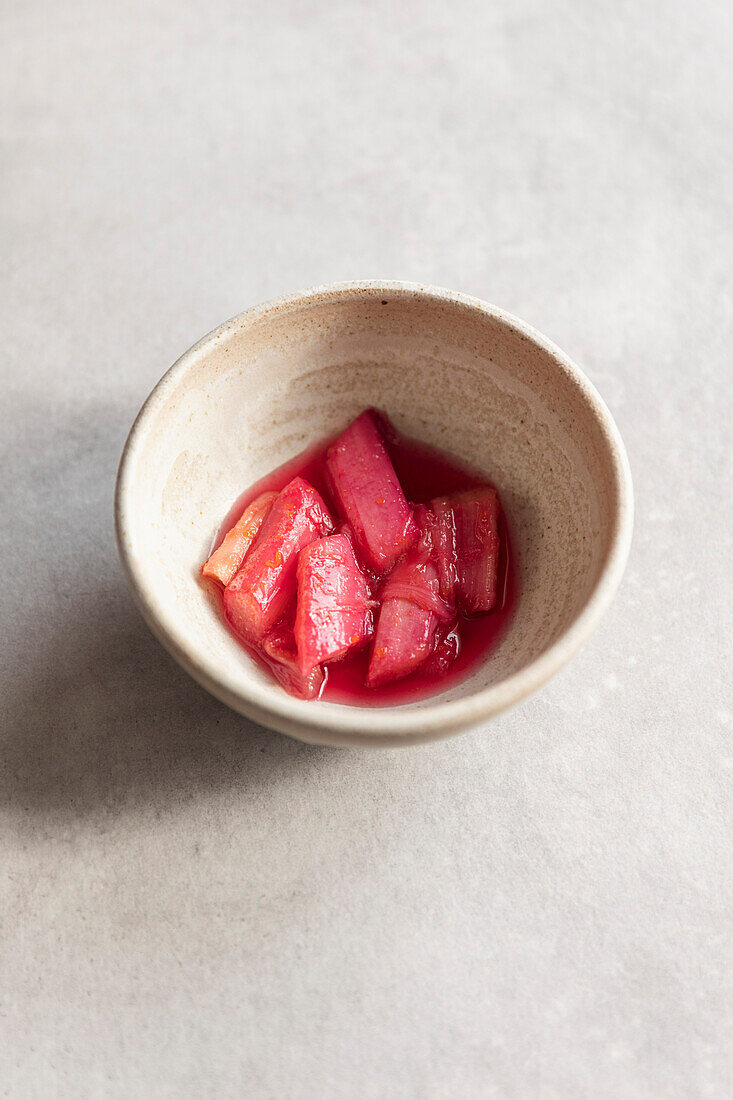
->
xmin=118 ymin=286 xmax=626 ymax=741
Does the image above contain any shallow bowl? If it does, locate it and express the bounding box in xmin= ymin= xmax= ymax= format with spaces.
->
xmin=115 ymin=282 xmax=633 ymax=746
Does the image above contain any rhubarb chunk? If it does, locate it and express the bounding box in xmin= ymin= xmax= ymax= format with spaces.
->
xmin=334 ymin=520 xmax=357 ymax=546
xmin=422 ymin=624 xmax=460 ymax=677
xmin=451 ymin=487 xmax=500 ymax=614
xmin=412 ymin=503 xmax=438 ymax=556
xmin=295 ymin=534 xmax=375 ymax=673
xmin=367 ymin=598 xmax=437 ymax=687
xmin=202 ymin=491 xmax=277 ymax=586
xmin=224 ymin=477 xmax=334 ymax=642
xmin=379 ymin=548 xmax=453 ymax=622
xmin=326 ymin=410 xmax=418 ymax=574
xmin=262 ymin=624 xmax=325 ymax=700
xmin=428 ymin=496 xmax=460 ymax=607
xmin=366 ymin=512 xmax=456 ymax=687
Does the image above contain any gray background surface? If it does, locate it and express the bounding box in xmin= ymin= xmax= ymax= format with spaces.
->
xmin=2 ymin=2 xmax=731 ymax=1097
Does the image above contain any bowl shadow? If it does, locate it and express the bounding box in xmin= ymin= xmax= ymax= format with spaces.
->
xmin=1 ymin=580 xmax=338 ymax=832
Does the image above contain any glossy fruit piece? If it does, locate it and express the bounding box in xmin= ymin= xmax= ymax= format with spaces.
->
xmin=201 ymin=491 xmax=277 ymax=586
xmin=367 ymin=597 xmax=438 ymax=687
xmin=427 ymin=496 xmax=460 ymax=607
xmin=224 ymin=477 xmax=334 ymax=642
xmin=295 ymin=534 xmax=375 ymax=673
xmin=379 ymin=548 xmax=453 ymax=622
xmin=326 ymin=409 xmax=418 ymax=574
xmin=451 ymin=487 xmax=500 ymax=613
xmin=262 ymin=623 xmax=325 ymax=700
xmin=412 ymin=503 xmax=437 ymax=554
xmin=422 ymin=624 xmax=460 ymax=677
xmin=334 ymin=520 xmax=358 ymax=548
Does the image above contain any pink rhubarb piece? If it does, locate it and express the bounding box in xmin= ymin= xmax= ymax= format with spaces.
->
xmin=326 ymin=410 xmax=418 ymax=574
xmin=367 ymin=598 xmax=438 ymax=688
xmin=422 ymin=624 xmax=460 ymax=677
xmin=378 ymin=546 xmax=453 ymax=623
xmin=224 ymin=476 xmax=334 ymax=642
xmin=450 ymin=487 xmax=501 ymax=614
xmin=201 ymin=491 xmax=277 ymax=587
xmin=426 ymin=497 xmax=460 ymax=608
xmin=295 ymin=534 xmax=375 ymax=673
xmin=262 ymin=624 xmax=325 ymax=701
xmin=366 ymin=517 xmax=458 ymax=687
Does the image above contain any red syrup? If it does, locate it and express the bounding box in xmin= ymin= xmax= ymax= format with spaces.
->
xmin=211 ymin=419 xmax=518 ymax=707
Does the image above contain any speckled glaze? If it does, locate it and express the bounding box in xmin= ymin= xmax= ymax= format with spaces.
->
xmin=115 ymin=282 xmax=633 ymax=746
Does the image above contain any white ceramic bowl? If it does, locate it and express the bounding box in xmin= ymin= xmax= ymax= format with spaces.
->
xmin=115 ymin=282 xmax=633 ymax=746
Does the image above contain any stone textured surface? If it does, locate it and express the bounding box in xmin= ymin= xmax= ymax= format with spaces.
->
xmin=2 ymin=1 xmax=731 ymax=1097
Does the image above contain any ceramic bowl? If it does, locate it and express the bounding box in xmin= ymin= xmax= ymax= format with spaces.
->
xmin=115 ymin=282 xmax=633 ymax=746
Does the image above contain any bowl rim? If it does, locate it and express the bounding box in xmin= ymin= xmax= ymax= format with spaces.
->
xmin=115 ymin=280 xmax=634 ymax=744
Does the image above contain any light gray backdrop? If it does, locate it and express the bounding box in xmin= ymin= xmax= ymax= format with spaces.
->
xmin=2 ymin=2 xmax=731 ymax=1097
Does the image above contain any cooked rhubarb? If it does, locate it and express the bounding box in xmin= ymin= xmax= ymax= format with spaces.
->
xmin=422 ymin=624 xmax=460 ymax=677
xmin=326 ymin=409 xmax=418 ymax=574
xmin=206 ymin=410 xmax=516 ymax=705
xmin=427 ymin=497 xmax=460 ymax=608
xmin=367 ymin=598 xmax=438 ymax=687
xmin=223 ymin=477 xmax=334 ymax=642
xmin=201 ymin=491 xmax=277 ymax=586
xmin=450 ymin=487 xmax=501 ymax=614
xmin=379 ymin=546 xmax=453 ymax=623
xmin=262 ymin=623 xmax=325 ymax=700
xmin=294 ymin=534 xmax=375 ymax=672
xmin=365 ymin=540 xmax=453 ymax=686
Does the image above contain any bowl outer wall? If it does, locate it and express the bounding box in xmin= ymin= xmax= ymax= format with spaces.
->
xmin=115 ymin=281 xmax=634 ymax=747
